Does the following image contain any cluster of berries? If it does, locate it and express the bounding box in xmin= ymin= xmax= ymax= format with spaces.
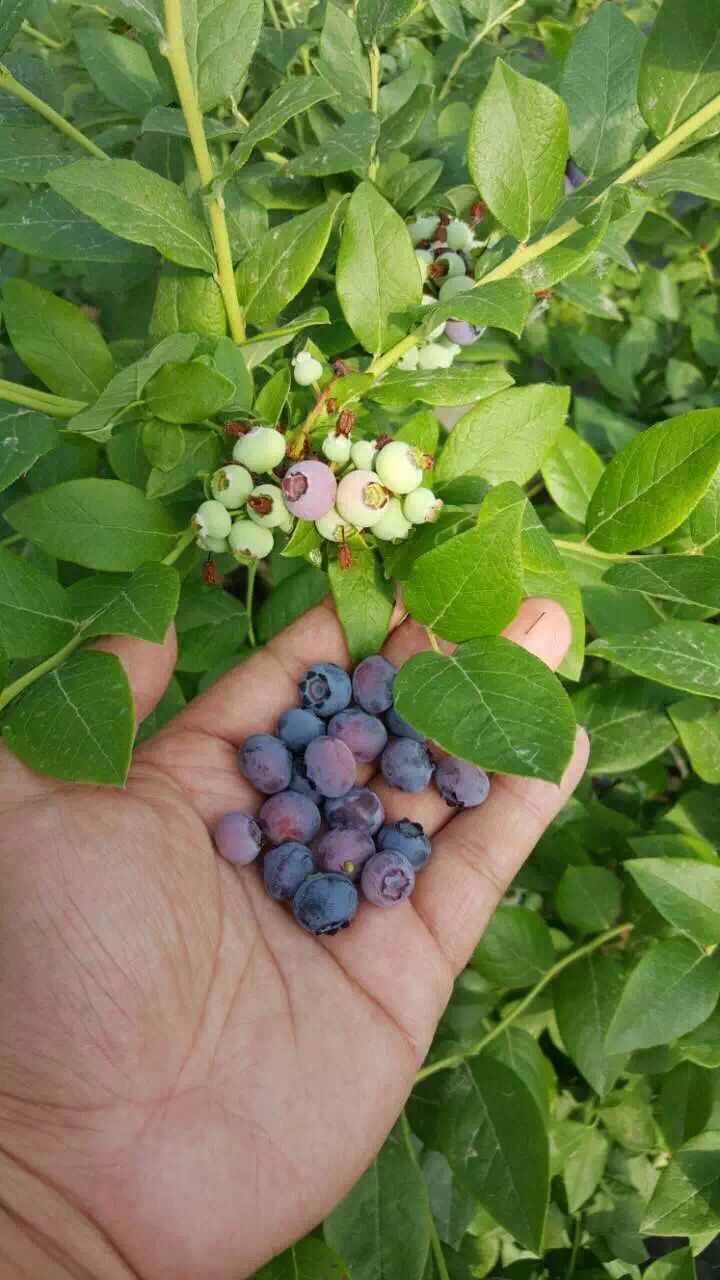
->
xmin=214 ymin=656 xmax=491 ymax=935
xmin=403 ymin=208 xmax=487 ymax=371
xmin=192 ymin=422 xmax=443 ymax=563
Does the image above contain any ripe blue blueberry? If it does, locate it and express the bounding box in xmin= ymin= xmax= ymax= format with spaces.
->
xmin=352 ymin=655 xmax=396 ymax=714
xmin=259 ymin=790 xmax=322 ymax=845
xmin=304 ymin=736 xmax=356 ymax=798
xmin=316 ymin=828 xmax=375 ymax=879
xmin=385 ymin=706 xmax=426 ymax=743
xmin=325 ymin=787 xmax=385 ymax=835
xmin=277 ymin=707 xmax=325 ymax=752
xmin=239 ymin=734 xmax=292 ymax=794
xmin=444 ymin=319 xmax=486 ymax=347
xmin=299 ymin=662 xmax=352 ymax=717
xmin=361 ymin=850 xmax=416 ymax=908
xmin=381 ymin=737 xmax=434 ymax=793
xmin=435 ymin=757 xmax=490 ymax=808
xmin=377 ymin=819 xmax=431 ymax=870
xmin=214 ymin=811 xmax=263 ymax=865
xmin=292 ymin=873 xmax=359 ymax=935
xmin=263 ymin=842 xmax=315 ymax=901
xmin=328 ymin=708 xmax=388 ymax=763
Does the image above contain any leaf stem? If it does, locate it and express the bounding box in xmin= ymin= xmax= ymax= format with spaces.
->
xmin=415 ymin=923 xmax=632 ymax=1082
xmin=0 ymin=631 xmax=85 ymax=714
xmin=426 ymin=627 xmax=441 ymax=653
xmin=399 ymin=1110 xmax=450 ymax=1280
xmin=0 ymin=378 xmax=86 ymax=418
xmin=246 ymin=561 xmax=258 ymax=647
xmin=368 ymin=43 xmax=381 ymax=181
xmin=20 ymin=20 xmax=64 ymax=49
xmin=162 ymin=0 xmax=246 ymax=342
xmin=162 ymin=526 xmax=197 ymax=566
xmin=0 ymin=533 xmax=23 ymax=549
xmin=439 ymin=0 xmax=525 ymax=101
xmin=265 ymin=0 xmax=282 ymax=30
xmin=0 ymin=62 xmax=108 ymax=158
xmin=552 ymin=538 xmax=633 ymax=562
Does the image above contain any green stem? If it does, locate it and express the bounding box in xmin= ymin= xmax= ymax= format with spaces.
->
xmin=399 ymin=1111 xmax=450 ymax=1280
xmin=368 ymin=44 xmax=381 ymax=181
xmin=265 ymin=0 xmax=282 ymax=29
xmin=552 ymin=538 xmax=633 ymax=561
xmin=0 ymin=630 xmax=85 ymax=714
xmin=276 ymin=0 xmax=312 ymax=75
xmin=163 ymin=0 xmax=246 ymax=342
xmin=0 ymin=378 xmax=85 ymax=418
xmin=162 ymin=526 xmax=197 ymax=566
xmin=415 ymin=923 xmax=631 ymax=1082
xmin=0 ymin=62 xmax=108 ymax=158
xmin=439 ymin=0 xmax=525 ymax=101
xmin=0 ymin=533 xmax=23 ymax=549
xmin=246 ymin=561 xmax=258 ymax=647
xmin=566 ymin=1212 xmax=583 ymax=1280
xmin=20 ymin=20 xmax=64 ymax=48
xmin=426 ymin=628 xmax=441 ymax=653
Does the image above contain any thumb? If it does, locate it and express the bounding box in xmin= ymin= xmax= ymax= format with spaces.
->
xmin=90 ymin=626 xmax=178 ymax=728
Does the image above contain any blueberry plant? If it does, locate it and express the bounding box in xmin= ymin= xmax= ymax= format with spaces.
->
xmin=1 ymin=0 xmax=720 ymax=1271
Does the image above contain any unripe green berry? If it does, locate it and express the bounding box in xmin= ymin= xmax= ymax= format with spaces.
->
xmin=375 ymin=440 xmax=426 ymax=495
xmin=350 ymin=439 xmax=377 ymax=470
xmin=233 ymin=426 xmax=286 ymax=472
xmin=418 ymin=341 xmax=457 ymax=371
xmin=316 ymin=507 xmax=351 ymax=542
xmin=421 ymin=293 xmax=446 ymax=340
xmin=211 ymin=464 xmax=253 ymax=509
xmin=435 ymin=251 xmax=465 ymax=278
xmin=438 ymin=274 xmax=475 ymax=303
xmin=193 ymin=499 xmax=232 ymax=540
xmin=247 ymin=483 xmax=289 ymax=528
xmin=198 ymin=533 xmax=230 ymax=553
xmin=229 ymin=519 xmax=274 ymax=560
xmin=408 ymin=215 xmax=439 ymax=246
xmin=292 ymin=351 xmax=324 ymax=386
xmin=446 ymin=218 xmax=474 ymax=251
xmin=404 ymin=487 xmax=443 ymax=524
xmin=372 ymin=498 xmax=412 ymax=541
xmin=322 ymin=431 xmax=352 ymax=464
xmin=336 ymin=469 xmax=389 ymax=528
xmin=397 ymin=347 xmax=419 ymax=372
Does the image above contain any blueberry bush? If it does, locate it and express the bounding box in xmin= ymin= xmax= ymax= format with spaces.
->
xmin=1 ymin=0 xmax=719 ymax=1271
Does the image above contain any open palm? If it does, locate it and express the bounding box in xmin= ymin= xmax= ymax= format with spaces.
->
xmin=0 ymin=596 xmax=587 ymax=1280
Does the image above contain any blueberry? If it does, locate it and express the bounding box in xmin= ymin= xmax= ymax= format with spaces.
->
xmin=292 ymin=873 xmax=359 ymax=935
xmin=304 ymin=736 xmax=356 ymax=798
xmin=435 ymin=757 xmax=490 ymax=808
xmin=325 ymin=787 xmax=385 ymax=835
xmin=282 ymin=461 xmax=337 ymax=520
xmin=288 ymin=757 xmax=323 ymax=803
xmin=361 ymin=850 xmax=416 ymax=908
xmin=277 ymin=707 xmax=325 ymax=752
xmin=259 ymin=791 xmax=322 ymax=845
xmin=239 ymin=734 xmax=292 ymax=794
xmin=328 ymin=708 xmax=388 ymax=763
xmin=385 ymin=706 xmax=426 ymax=743
xmin=444 ymin=320 xmax=485 ymax=348
xmin=263 ymin=841 xmax=315 ymax=901
xmin=381 ymin=737 xmax=434 ymax=793
xmin=316 ymin=828 xmax=375 ymax=879
xmin=377 ymin=819 xmax=431 ymax=870
xmin=336 ymin=470 xmax=389 ymax=529
xmin=214 ymin=811 xmax=263 ymax=865
xmin=352 ymin=655 xmax=396 ymax=714
xmin=299 ymin=662 xmax=352 ymax=718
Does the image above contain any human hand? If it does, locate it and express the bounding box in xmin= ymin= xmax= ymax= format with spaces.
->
xmin=0 ymin=597 xmax=587 ymax=1280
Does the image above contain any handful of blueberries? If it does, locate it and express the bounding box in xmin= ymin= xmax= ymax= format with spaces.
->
xmin=215 ymin=655 xmax=491 ymax=936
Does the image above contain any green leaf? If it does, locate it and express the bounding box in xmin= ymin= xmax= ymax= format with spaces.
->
xmin=573 ymin=677 xmax=678 ymax=774
xmin=626 ymin=859 xmax=720 ymax=949
xmin=560 ymin=3 xmax=647 ymax=177
xmin=143 ymin=419 xmax=186 ymax=472
xmin=2 ymin=650 xmax=134 ymax=786
xmin=286 ymin=112 xmax=379 ymax=178
xmin=641 ymin=156 xmax=720 ymax=201
xmin=176 ymin=579 xmax=247 ymax=671
xmin=382 ymin=157 xmax=443 ymax=215
xmin=256 ymin=567 xmax=328 ymax=643
xmin=324 ymin=1123 xmax=430 ymax=1280
xmin=586 ymin=410 xmax=720 ymax=553
xmin=562 ymin=1125 xmax=609 ymax=1214
xmin=428 ymin=0 xmax=464 ymax=39
xmin=336 ymin=181 xmax=422 ymax=356
xmin=588 ymin=621 xmax=720 ymax=699
xmin=0 ymin=189 xmax=156 ymax=263
xmin=65 ymin=562 xmax=179 ymax=643
xmin=0 ymin=548 xmax=74 ymax=658
xmin=316 ymin=1 xmax=370 ymax=113
xmin=93 ymin=0 xmax=162 ymax=32
xmin=254 ymin=1238 xmax=348 ymax=1280
xmin=211 ymin=337 xmax=253 ymax=413
xmin=145 ymin=360 xmax=232 ymax=424
xmin=521 ymin=502 xmax=585 ymax=682
xmin=223 ymin=77 xmax=337 ymax=177
xmin=404 ymin=481 xmax=524 ymax=643
xmin=369 ymin=363 xmax=512 ymax=410
xmin=0 ymin=406 xmax=58 ymax=493
xmin=68 ymin=334 xmax=198 ymax=442
xmin=485 ymin=1027 xmax=551 ymax=1121
xmin=357 ymin=0 xmax=416 ymax=45
xmin=0 ymin=0 xmax=31 ymax=55
xmin=5 ymin=479 xmax=179 ymax=571
xmin=0 ymin=124 xmax=71 ymax=182
xmin=394 ymin=408 xmax=439 ymax=456
xmin=435 ymin=385 xmax=570 ymax=488
xmin=540 ymin=427 xmax=604 ymax=524
xmin=383 ymin=507 xmax=473 ymax=582
xmin=0 ymin=55 xmax=62 ymax=124
xmin=642 ymin=1132 xmax=720 ymax=1236
xmin=379 ymin=83 xmax=432 ymax=150
xmin=329 ymin=537 xmax=393 ymax=663
xmin=183 ymin=0 xmax=263 ymax=113
xmin=604 ymin=555 xmax=720 ymax=610
xmin=3 ymin=279 xmax=113 ymax=402
xmin=418 ymin=279 xmax=532 ymax=340
xmin=605 ymin=937 xmax=720 ymax=1054
xmin=50 ymin=159 xmax=215 ymax=271
xmin=146 ymin=427 xmax=221 ymax=498
xmin=668 ymin=697 xmax=720 ymax=783
xmin=393 ymin=634 xmax=577 ymax=782
xmin=468 ymin=60 xmax=568 ymax=242
xmin=280 ymin=518 xmax=321 ymax=561
xmin=434 ymin=1056 xmax=549 ymax=1252
xmin=75 ymin=29 xmax=165 ymax=117
xmin=658 ymin=1062 xmax=715 ymax=1152
xmin=644 ymin=1248 xmax=696 ymax=1280
xmin=554 ymin=953 xmax=628 ymax=1096
xmin=599 ymin=1083 xmax=657 ymax=1153
xmin=677 ymin=1008 xmax=720 ymax=1070
xmin=235 ymin=202 xmax=337 ymax=328
xmin=420 ymin=1151 xmax=475 ymax=1252
xmin=471 ymin=905 xmax=555 ymax=989
xmin=254 ymin=366 xmax=290 ymax=425
xmin=639 ymin=0 xmax=720 ymax=142
xmin=555 ymin=866 xmax=622 ymax=934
